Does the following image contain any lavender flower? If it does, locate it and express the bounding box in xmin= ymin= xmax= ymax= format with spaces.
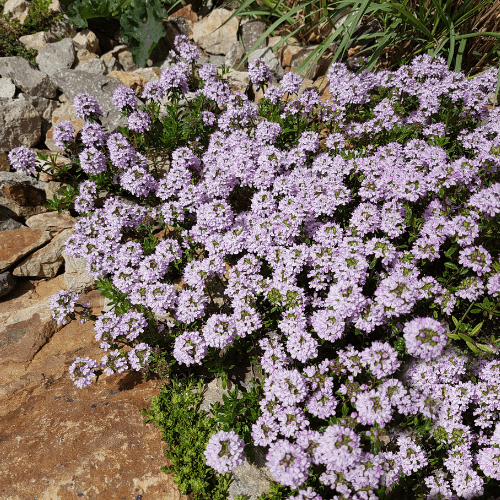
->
xmin=101 ymin=349 xmax=129 ymax=376
xmin=8 ymin=146 xmax=37 ymax=175
xmin=49 ymin=290 xmax=80 ymax=325
xmin=79 ymin=146 xmax=107 ymax=175
xmin=173 ymin=331 xmax=207 ymax=366
xmin=266 ymin=439 xmax=311 ymax=488
xmin=73 ymin=92 xmax=103 ymax=120
xmin=248 ymin=57 xmax=272 ymax=89
xmin=128 ymin=343 xmax=152 ymax=371
xmin=280 ymin=72 xmax=303 ymax=94
xmin=52 ymin=120 xmax=75 ymax=150
xmin=69 ymin=356 xmax=99 ymax=388
xmin=204 ymin=430 xmax=245 ymax=474
xmin=128 ymin=110 xmax=151 ymax=133
xmin=81 ymin=121 xmax=106 ymax=147
xmin=112 ymin=85 xmax=137 ymax=112
xmin=403 ymin=317 xmax=448 ymax=360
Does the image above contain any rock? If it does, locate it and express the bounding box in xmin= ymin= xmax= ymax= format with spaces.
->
xmin=73 ymin=29 xmax=100 ymax=55
xmin=0 ymin=271 xmax=16 ymax=298
xmin=3 ymin=0 xmax=30 ymax=24
xmin=0 ymin=275 xmax=66 ymax=371
xmin=25 ymin=211 xmax=76 ymax=237
xmin=241 ymin=20 xmax=267 ymax=52
xmin=117 ymin=49 xmax=137 ymax=72
xmin=224 ymin=69 xmax=250 ymax=94
xmin=18 ymin=31 xmax=58 ymax=52
xmin=225 ymin=42 xmax=246 ymax=70
xmin=48 ymin=19 xmax=77 ymax=38
xmin=18 ymin=94 xmax=59 ymax=139
xmin=107 ymin=70 xmax=148 ymax=96
xmin=0 ymin=152 xmax=9 ymax=173
xmin=49 ymin=69 xmax=128 ymax=135
xmin=0 ymin=227 xmax=51 ymax=272
xmin=197 ymin=54 xmax=226 ymax=70
xmin=268 ymin=36 xmax=286 ymax=60
xmin=13 ymin=228 xmax=73 ymax=278
xmin=36 ymin=38 xmax=75 ymax=77
xmin=170 ymin=4 xmax=198 ymax=22
xmin=77 ymin=57 xmax=107 ymax=75
xmin=199 ymin=377 xmax=234 ymax=415
xmin=248 ymin=47 xmax=285 ymax=81
xmin=45 ymin=100 xmax=84 ymax=152
xmin=314 ymin=76 xmax=331 ymax=102
xmin=0 ymin=56 xmax=58 ymax=99
xmin=48 ymin=0 xmax=62 ymax=12
xmin=73 ymin=46 xmax=99 ymax=67
xmin=165 ymin=17 xmax=194 ymax=40
xmin=101 ymin=49 xmax=124 ymax=73
xmin=0 ymin=99 xmax=41 ymax=150
xmin=0 ymin=284 xmax=188 ymax=498
xmin=133 ymin=67 xmax=161 ymax=81
xmin=281 ymin=44 xmax=303 ymax=68
xmin=0 ymin=77 xmax=16 ymax=98
xmin=0 ymin=171 xmax=48 ymax=219
xmin=45 ymin=180 xmax=68 ymax=200
xmin=192 ymin=8 xmax=239 ymax=55
xmin=228 ymin=456 xmax=273 ymax=500
xmin=62 ymin=247 xmax=96 ymax=294
xmin=282 ymin=45 xmax=330 ymax=79
xmin=0 ymin=208 xmax=24 ymax=231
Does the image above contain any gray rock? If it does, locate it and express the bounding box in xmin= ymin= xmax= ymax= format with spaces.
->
xmin=241 ymin=20 xmax=267 ymax=52
xmin=0 ymin=209 xmax=24 ymax=231
xmin=48 ymin=19 xmax=77 ymax=38
xmin=225 ymin=42 xmax=246 ymax=70
xmin=248 ymin=47 xmax=285 ymax=81
xmin=228 ymin=455 xmax=273 ymax=500
xmin=49 ymin=69 xmax=128 ymax=134
xmin=0 ymin=57 xmax=58 ymax=99
xmin=0 ymin=99 xmax=41 ymax=150
xmin=18 ymin=94 xmax=59 ymax=122
xmin=192 ymin=8 xmax=239 ymax=55
xmin=73 ymin=29 xmax=100 ymax=55
xmin=199 ymin=377 xmax=235 ymax=415
xmin=0 ymin=77 xmax=16 ymax=98
xmin=224 ymin=70 xmax=250 ymax=94
xmin=77 ymin=58 xmax=107 ymax=75
xmin=117 ymin=49 xmax=137 ymax=72
xmin=36 ymin=38 xmax=75 ymax=77
xmin=0 ymin=271 xmax=16 ymax=299
xmin=62 ymin=247 xmax=96 ymax=294
xmin=197 ymin=55 xmax=226 ymax=70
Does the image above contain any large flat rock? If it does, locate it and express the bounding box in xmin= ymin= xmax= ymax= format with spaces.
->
xmin=0 ymin=98 xmax=42 ymax=150
xmin=0 ymin=287 xmax=187 ymax=500
xmin=0 ymin=227 xmax=51 ymax=272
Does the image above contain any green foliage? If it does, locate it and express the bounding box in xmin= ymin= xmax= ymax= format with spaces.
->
xmin=0 ymin=0 xmax=63 ymax=65
xmin=228 ymin=0 xmax=500 ymax=80
xmin=63 ymin=0 xmax=182 ymax=68
xmin=141 ymin=378 xmax=232 ymax=499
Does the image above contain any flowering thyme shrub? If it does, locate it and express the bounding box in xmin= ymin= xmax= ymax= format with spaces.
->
xmin=12 ymin=33 xmax=500 ymax=498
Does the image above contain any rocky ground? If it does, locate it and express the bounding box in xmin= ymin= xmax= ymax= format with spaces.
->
xmin=0 ymin=2 xmax=353 ymax=498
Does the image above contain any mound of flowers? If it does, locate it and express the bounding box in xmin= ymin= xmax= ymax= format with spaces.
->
xmin=10 ymin=34 xmax=500 ymax=498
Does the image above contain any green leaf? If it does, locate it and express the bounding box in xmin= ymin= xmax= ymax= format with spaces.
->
xmin=470 ymin=322 xmax=483 ymax=336
xmin=120 ymin=0 xmax=168 ymax=68
xmin=466 ymin=341 xmax=479 ymax=354
xmin=444 ymin=262 xmax=458 ymax=270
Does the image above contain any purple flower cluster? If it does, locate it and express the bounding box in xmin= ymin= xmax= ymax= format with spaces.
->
xmin=204 ymin=430 xmax=245 ymax=474
xmin=8 ymin=146 xmax=37 ymax=175
xmin=19 ymin=46 xmax=500 ymax=497
xmin=49 ymin=290 xmax=80 ymax=325
xmin=53 ymin=120 xmax=75 ymax=150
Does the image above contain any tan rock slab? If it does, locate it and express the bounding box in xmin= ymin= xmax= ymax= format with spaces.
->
xmin=18 ymin=30 xmax=58 ymax=52
xmin=0 ymin=288 xmax=188 ymax=500
xmin=107 ymin=70 xmax=148 ymax=96
xmin=25 ymin=211 xmax=76 ymax=236
xmin=73 ymin=29 xmax=100 ymax=54
xmin=192 ymin=8 xmax=239 ymax=55
xmin=0 ymin=274 xmax=66 ymax=367
xmin=13 ymin=228 xmax=73 ymax=278
xmin=0 ymin=227 xmax=51 ymax=272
